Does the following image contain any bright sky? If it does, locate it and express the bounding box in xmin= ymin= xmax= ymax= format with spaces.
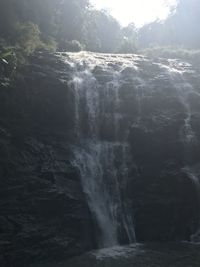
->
xmin=90 ymin=0 xmax=178 ymax=27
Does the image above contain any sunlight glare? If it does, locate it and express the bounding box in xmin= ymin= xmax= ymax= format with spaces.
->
xmin=90 ymin=0 xmax=177 ymax=27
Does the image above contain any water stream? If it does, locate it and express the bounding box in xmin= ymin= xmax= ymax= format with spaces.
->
xmin=62 ymin=52 xmax=200 ymax=247
xmin=67 ymin=53 xmax=137 ymax=247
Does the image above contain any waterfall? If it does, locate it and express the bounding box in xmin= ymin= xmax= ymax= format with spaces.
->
xmin=159 ymin=59 xmax=200 ymax=241
xmin=156 ymin=59 xmax=197 ymax=144
xmin=59 ymin=52 xmax=200 ymax=246
xmin=183 ymin=166 xmax=200 ymax=242
xmin=67 ymin=52 xmax=137 ymax=247
xmin=178 ymin=83 xmax=196 ymax=144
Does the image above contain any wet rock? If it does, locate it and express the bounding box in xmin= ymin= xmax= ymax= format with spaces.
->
xmin=0 ymin=53 xmax=95 ymax=267
xmin=1 ymin=51 xmax=200 ymax=266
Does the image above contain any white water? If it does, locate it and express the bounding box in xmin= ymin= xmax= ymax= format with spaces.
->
xmin=183 ymin=166 xmax=200 ymax=242
xmin=156 ymin=59 xmax=197 ymax=144
xmin=62 ymin=52 xmax=200 ymax=247
xmin=67 ymin=53 xmax=138 ymax=247
xmin=157 ymin=59 xmax=200 ymax=240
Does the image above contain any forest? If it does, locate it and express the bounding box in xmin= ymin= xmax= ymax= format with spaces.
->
xmin=0 ymin=0 xmax=200 ymax=58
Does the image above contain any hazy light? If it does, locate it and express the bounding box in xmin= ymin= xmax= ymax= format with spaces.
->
xmin=90 ymin=0 xmax=177 ymax=27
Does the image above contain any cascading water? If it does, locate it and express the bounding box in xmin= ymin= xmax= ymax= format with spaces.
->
xmin=158 ymin=59 xmax=200 ymax=241
xmin=183 ymin=166 xmax=200 ymax=242
xmin=66 ymin=52 xmax=138 ymax=247
xmin=156 ymin=59 xmax=197 ymax=144
xmin=58 ymin=52 xmax=200 ymax=246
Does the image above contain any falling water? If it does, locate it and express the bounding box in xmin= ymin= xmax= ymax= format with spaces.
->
xmin=183 ymin=166 xmax=200 ymax=242
xmin=160 ymin=59 xmax=200 ymax=242
xmin=60 ymin=52 xmax=200 ymax=247
xmin=66 ymin=52 xmax=138 ymax=247
xmin=157 ymin=59 xmax=197 ymax=144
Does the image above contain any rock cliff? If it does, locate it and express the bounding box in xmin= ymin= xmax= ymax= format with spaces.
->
xmin=0 ymin=52 xmax=200 ymax=266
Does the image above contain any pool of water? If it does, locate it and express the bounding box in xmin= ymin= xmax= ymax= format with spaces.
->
xmin=31 ymin=242 xmax=200 ymax=267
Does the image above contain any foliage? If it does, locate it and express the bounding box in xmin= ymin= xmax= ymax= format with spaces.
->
xmin=141 ymin=46 xmax=200 ymax=64
xmin=117 ymin=23 xmax=138 ymax=53
xmin=1 ymin=0 xmax=200 ymax=58
xmin=40 ymin=36 xmax=57 ymax=52
xmin=59 ymin=40 xmax=83 ymax=52
xmin=82 ymin=9 xmax=122 ymax=52
xmin=117 ymin=38 xmax=138 ymax=54
xmin=0 ymin=46 xmax=17 ymax=80
xmin=138 ymin=0 xmax=200 ymax=50
xmin=0 ymin=0 xmax=89 ymax=54
xmin=56 ymin=0 xmax=89 ymax=43
xmin=15 ymin=22 xmax=42 ymax=56
xmin=93 ymin=10 xmax=121 ymax=53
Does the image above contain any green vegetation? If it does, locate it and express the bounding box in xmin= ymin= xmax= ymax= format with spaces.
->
xmin=0 ymin=0 xmax=200 ymax=73
xmin=141 ymin=46 xmax=200 ymax=64
xmin=138 ymin=0 xmax=200 ymax=50
xmin=0 ymin=0 xmax=137 ymax=56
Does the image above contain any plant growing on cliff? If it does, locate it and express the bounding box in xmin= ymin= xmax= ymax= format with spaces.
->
xmin=0 ymin=46 xmax=17 ymax=80
xmin=15 ymin=22 xmax=42 ymax=56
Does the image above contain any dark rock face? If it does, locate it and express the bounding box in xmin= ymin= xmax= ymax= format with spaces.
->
xmin=131 ymin=167 xmax=198 ymax=241
xmin=127 ymin=59 xmax=200 ymax=242
xmin=0 ymin=53 xmax=95 ymax=267
xmin=1 ymin=52 xmax=200 ymax=266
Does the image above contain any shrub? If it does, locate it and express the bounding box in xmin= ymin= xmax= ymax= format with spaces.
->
xmin=117 ymin=38 xmax=138 ymax=54
xmin=16 ymin=22 xmax=42 ymax=56
xmin=59 ymin=40 xmax=83 ymax=52
xmin=40 ymin=36 xmax=57 ymax=52
xmin=141 ymin=46 xmax=200 ymax=61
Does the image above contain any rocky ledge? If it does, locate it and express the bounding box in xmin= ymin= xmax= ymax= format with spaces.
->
xmin=0 ymin=52 xmax=200 ymax=266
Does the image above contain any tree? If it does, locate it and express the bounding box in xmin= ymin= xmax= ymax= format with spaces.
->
xmin=83 ymin=9 xmax=121 ymax=52
xmin=117 ymin=23 xmax=138 ymax=53
xmin=138 ymin=0 xmax=200 ymax=49
xmin=56 ymin=0 xmax=89 ymax=45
